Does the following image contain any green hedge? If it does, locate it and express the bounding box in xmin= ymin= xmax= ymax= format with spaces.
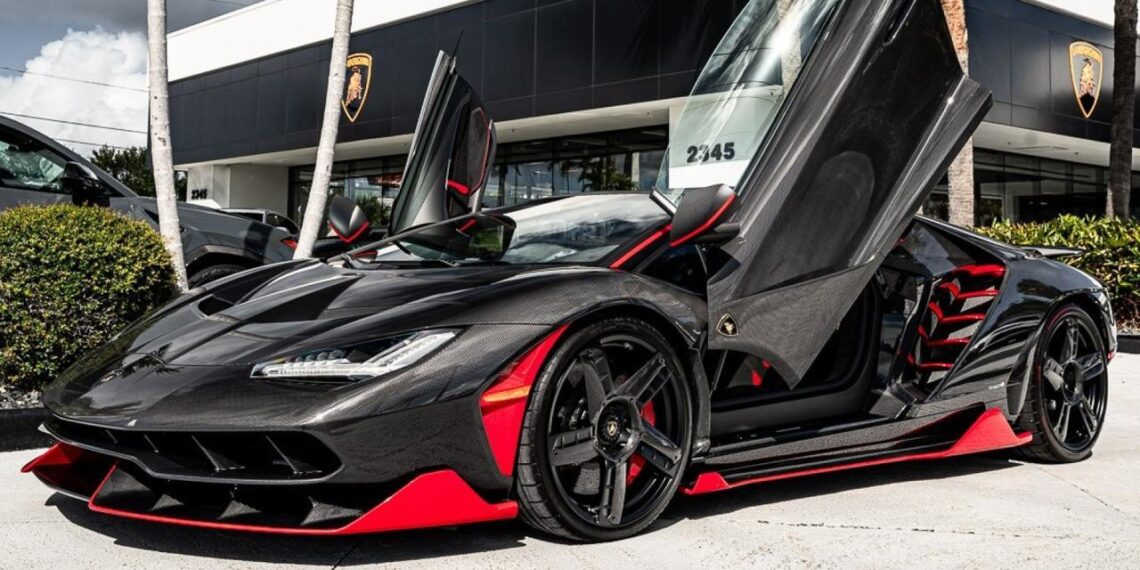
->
xmin=977 ymin=215 xmax=1140 ymax=330
xmin=0 ymin=204 xmax=176 ymax=392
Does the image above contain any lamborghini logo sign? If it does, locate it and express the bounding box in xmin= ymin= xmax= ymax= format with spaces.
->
xmin=342 ymin=53 xmax=372 ymax=123
xmin=717 ymin=314 xmax=739 ymax=337
xmin=1069 ymin=41 xmax=1104 ymax=119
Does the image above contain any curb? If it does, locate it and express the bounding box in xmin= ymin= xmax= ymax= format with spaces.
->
xmin=0 ymin=408 xmax=50 ymax=452
xmin=1120 ymin=334 xmax=1140 ymax=355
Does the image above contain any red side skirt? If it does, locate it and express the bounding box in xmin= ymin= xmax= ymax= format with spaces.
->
xmin=682 ymin=408 xmax=1032 ymax=495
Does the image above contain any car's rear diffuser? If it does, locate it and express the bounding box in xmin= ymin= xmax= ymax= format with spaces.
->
xmin=682 ymin=407 xmax=1031 ymax=495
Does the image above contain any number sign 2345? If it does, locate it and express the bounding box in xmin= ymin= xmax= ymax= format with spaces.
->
xmin=686 ymin=142 xmax=736 ymax=163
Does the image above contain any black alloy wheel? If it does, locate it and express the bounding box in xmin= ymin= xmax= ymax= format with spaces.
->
xmin=515 ymin=317 xmax=692 ymax=541
xmin=1017 ymin=305 xmax=1109 ymax=463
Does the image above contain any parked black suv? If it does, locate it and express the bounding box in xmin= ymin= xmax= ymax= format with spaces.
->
xmin=0 ymin=116 xmax=296 ymax=286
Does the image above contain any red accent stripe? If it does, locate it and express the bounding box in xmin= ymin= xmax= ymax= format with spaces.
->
xmin=938 ymin=282 xmax=998 ymax=301
xmin=85 ymin=466 xmax=515 ymax=535
xmin=670 ymin=194 xmax=736 ymax=247
xmin=281 ymin=238 xmax=298 ymax=250
xmin=927 ymin=302 xmax=987 ymax=325
xmin=447 ymin=180 xmax=472 ymax=196
xmin=328 ymin=220 xmax=371 ymax=244
xmin=682 ymin=408 xmax=1031 ymax=495
xmin=917 ymin=326 xmax=971 ymax=348
xmin=479 ymin=325 xmax=570 ymax=476
xmin=906 ymin=352 xmax=955 ymax=372
xmin=610 ymin=225 xmax=671 ymax=269
xmin=458 ymin=218 xmax=478 ymax=233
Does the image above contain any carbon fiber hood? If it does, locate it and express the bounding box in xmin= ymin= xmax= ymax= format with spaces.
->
xmin=111 ymin=260 xmax=547 ymax=367
xmin=42 ymin=258 xmax=706 ymax=428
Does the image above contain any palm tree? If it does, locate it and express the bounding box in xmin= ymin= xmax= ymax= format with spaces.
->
xmin=1108 ymin=0 xmax=1137 ymax=219
xmin=146 ymin=0 xmax=188 ymax=290
xmin=294 ymin=0 xmax=355 ymax=259
xmin=941 ymin=0 xmax=975 ymax=227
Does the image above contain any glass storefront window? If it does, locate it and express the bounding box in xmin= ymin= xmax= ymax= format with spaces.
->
xmin=922 ymin=149 xmax=1123 ymax=226
xmin=289 ymin=126 xmax=670 ymax=227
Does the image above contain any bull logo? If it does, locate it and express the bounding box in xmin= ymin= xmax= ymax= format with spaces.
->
xmin=341 ymin=53 xmax=373 ymax=123
xmin=1069 ymin=41 xmax=1104 ymax=119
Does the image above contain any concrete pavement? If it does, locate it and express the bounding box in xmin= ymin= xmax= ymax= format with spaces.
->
xmin=2 ymin=356 xmax=1138 ymax=569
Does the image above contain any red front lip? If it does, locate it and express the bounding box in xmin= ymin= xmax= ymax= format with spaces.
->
xmin=24 ymin=443 xmax=517 ymax=536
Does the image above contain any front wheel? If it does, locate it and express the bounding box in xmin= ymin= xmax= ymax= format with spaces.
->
xmin=515 ymin=317 xmax=692 ymax=541
xmin=1016 ymin=305 xmax=1109 ymax=463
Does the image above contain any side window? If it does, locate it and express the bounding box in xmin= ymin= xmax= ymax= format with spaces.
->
xmin=0 ymin=126 xmax=68 ymax=192
xmin=641 ymin=244 xmax=708 ymax=296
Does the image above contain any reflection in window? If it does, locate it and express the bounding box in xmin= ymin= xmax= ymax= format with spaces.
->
xmin=290 ymin=126 xmax=670 ymax=229
xmin=923 ymin=149 xmax=1120 ymax=226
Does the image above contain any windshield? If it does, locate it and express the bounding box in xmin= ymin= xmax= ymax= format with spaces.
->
xmin=350 ymin=193 xmax=669 ymax=267
xmin=657 ymin=0 xmax=839 ymax=204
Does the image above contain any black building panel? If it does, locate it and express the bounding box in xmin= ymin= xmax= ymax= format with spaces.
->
xmin=536 ymin=0 xmax=592 ymax=95
xmin=594 ymin=0 xmax=660 ymax=84
xmin=170 ymin=0 xmax=743 ymax=164
xmin=484 ymin=10 xmax=536 ymax=102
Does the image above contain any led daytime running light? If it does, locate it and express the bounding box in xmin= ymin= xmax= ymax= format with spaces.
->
xmin=252 ymin=330 xmax=457 ymax=381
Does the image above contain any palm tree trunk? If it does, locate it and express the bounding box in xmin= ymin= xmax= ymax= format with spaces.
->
xmin=293 ymin=0 xmax=355 ymax=259
xmin=1109 ymin=0 xmax=1137 ymax=219
xmin=941 ymin=0 xmax=975 ymax=227
xmin=147 ymin=0 xmax=188 ymax=290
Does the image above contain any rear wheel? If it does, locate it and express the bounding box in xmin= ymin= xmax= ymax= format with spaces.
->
xmin=1016 ymin=305 xmax=1108 ymax=463
xmin=515 ymin=317 xmax=692 ymax=541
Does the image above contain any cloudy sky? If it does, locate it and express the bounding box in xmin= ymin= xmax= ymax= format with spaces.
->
xmin=0 ymin=0 xmax=1119 ymax=156
xmin=0 ymin=0 xmax=252 ymax=154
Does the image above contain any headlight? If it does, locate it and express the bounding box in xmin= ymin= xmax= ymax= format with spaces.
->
xmin=251 ymin=329 xmax=458 ymax=382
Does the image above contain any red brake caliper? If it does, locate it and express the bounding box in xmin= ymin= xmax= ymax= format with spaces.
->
xmin=626 ymin=401 xmax=657 ymax=485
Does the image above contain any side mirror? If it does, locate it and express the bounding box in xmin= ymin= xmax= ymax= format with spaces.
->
xmin=62 ymin=161 xmax=105 ymax=206
xmin=328 ymin=194 xmax=371 ymax=243
xmin=669 ymin=184 xmax=739 ymax=247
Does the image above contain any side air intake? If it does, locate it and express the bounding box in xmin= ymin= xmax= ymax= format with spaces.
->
xmin=908 ymin=264 xmax=1005 ymax=383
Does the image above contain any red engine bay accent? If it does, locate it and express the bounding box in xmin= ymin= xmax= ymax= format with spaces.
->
xmin=24 ymin=443 xmax=517 ymax=535
xmin=479 ymin=325 xmax=570 ymax=476
xmin=682 ymin=408 xmax=1031 ymax=495
xmin=328 ymin=220 xmax=371 ymax=244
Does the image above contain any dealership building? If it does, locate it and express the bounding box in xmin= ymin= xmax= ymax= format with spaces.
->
xmin=167 ymin=0 xmax=1140 ymax=226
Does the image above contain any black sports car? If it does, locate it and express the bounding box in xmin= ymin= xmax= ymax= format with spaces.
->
xmin=25 ymin=0 xmax=1115 ymax=542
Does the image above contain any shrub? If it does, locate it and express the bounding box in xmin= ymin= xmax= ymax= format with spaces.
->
xmin=977 ymin=215 xmax=1140 ymax=330
xmin=0 ymin=204 xmax=177 ymax=392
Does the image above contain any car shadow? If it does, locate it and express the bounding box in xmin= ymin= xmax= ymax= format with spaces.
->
xmin=47 ymin=453 xmax=1024 ymax=565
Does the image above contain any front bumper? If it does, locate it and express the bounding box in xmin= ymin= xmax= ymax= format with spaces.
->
xmin=23 ymin=442 xmax=516 ymax=535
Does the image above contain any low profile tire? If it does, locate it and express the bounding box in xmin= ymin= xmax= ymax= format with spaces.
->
xmin=188 ymin=264 xmax=246 ymax=287
xmin=1016 ymin=305 xmax=1109 ymax=463
xmin=515 ymin=317 xmax=693 ymax=541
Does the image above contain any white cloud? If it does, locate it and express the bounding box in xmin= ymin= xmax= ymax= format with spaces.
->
xmin=0 ymin=28 xmax=148 ymax=156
